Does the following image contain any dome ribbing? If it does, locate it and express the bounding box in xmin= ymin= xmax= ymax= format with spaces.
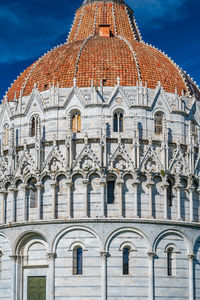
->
xmin=5 ymin=0 xmax=200 ymax=101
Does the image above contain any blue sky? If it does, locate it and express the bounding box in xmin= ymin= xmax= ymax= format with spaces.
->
xmin=0 ymin=0 xmax=200 ymax=100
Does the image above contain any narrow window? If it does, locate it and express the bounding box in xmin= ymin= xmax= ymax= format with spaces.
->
xmin=72 ymin=112 xmax=81 ymax=133
xmin=16 ymin=129 xmax=19 ymax=147
xmin=3 ymin=124 xmax=9 ymax=146
xmin=123 ymin=247 xmax=129 ymax=275
xmin=73 ymin=247 xmax=83 ymax=275
xmin=155 ymin=112 xmax=164 ymax=134
xmin=167 ymin=248 xmax=173 ymax=276
xmin=191 ymin=121 xmax=198 ymax=143
xmin=113 ymin=112 xmax=124 ymax=133
xmin=42 ymin=126 xmax=46 ymax=140
xmin=77 ymin=114 xmax=81 ymax=133
xmin=119 ymin=113 xmax=123 ymax=132
xmin=29 ymin=179 xmax=37 ymax=208
xmin=30 ymin=115 xmax=40 ymax=137
xmin=0 ymin=251 xmax=2 ymax=278
xmin=107 ymin=179 xmax=115 ymax=204
xmin=113 ymin=113 xmax=118 ymax=132
xmin=167 ymin=179 xmax=173 ymax=207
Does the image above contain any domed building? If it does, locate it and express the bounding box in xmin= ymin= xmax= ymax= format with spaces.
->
xmin=0 ymin=0 xmax=200 ymax=299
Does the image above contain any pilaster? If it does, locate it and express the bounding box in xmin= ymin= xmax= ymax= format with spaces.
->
xmin=36 ymin=182 xmax=43 ymax=220
xmin=132 ymin=177 xmax=140 ymax=218
xmin=147 ymin=251 xmax=156 ymax=300
xmin=188 ymin=253 xmax=195 ymax=300
xmin=47 ymin=252 xmax=56 ymax=300
xmin=174 ymin=178 xmax=182 ymax=221
xmin=51 ymin=181 xmax=57 ymax=219
xmin=21 ymin=184 xmax=28 ymax=222
xmin=82 ymin=179 xmax=89 ymax=217
xmin=0 ymin=189 xmax=6 ymax=224
xmin=100 ymin=179 xmax=106 ymax=218
xmin=66 ymin=179 xmax=72 ymax=218
xmin=8 ymin=186 xmax=17 ymax=223
xmin=116 ymin=178 xmax=124 ymax=217
xmin=161 ymin=180 xmax=169 ymax=220
xmin=100 ymin=251 xmax=108 ymax=300
xmin=147 ymin=177 xmax=154 ymax=219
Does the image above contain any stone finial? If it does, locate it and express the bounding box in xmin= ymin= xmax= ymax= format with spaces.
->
xmin=84 ymin=132 xmax=88 ymax=145
xmin=117 ymin=77 xmax=121 ymax=86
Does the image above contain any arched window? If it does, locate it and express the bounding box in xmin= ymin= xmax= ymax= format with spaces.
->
xmin=107 ymin=177 xmax=116 ymax=204
xmin=72 ymin=112 xmax=81 ymax=133
xmin=123 ymin=247 xmax=130 ymax=275
xmin=3 ymin=124 xmax=9 ymax=146
xmin=30 ymin=115 xmax=40 ymax=137
xmin=167 ymin=247 xmax=174 ymax=276
xmin=73 ymin=247 xmax=83 ymax=275
xmin=155 ymin=111 xmax=164 ymax=134
xmin=113 ymin=112 xmax=123 ymax=132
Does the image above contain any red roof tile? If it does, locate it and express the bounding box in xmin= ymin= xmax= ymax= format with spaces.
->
xmin=6 ymin=0 xmax=200 ymax=101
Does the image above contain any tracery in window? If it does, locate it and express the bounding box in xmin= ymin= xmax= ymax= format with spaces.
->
xmin=3 ymin=124 xmax=9 ymax=146
xmin=73 ymin=247 xmax=83 ymax=275
xmin=123 ymin=247 xmax=130 ymax=275
xmin=113 ymin=111 xmax=123 ymax=132
xmin=72 ymin=112 xmax=81 ymax=133
xmin=30 ymin=115 xmax=40 ymax=137
xmin=155 ymin=111 xmax=164 ymax=135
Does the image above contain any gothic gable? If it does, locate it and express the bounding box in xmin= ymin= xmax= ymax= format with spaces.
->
xmin=15 ymin=143 xmax=35 ymax=177
xmin=140 ymin=143 xmax=163 ymax=173
xmin=108 ymin=143 xmax=134 ymax=172
xmin=169 ymin=143 xmax=189 ymax=175
xmin=72 ymin=143 xmax=100 ymax=172
xmin=42 ymin=139 xmax=66 ymax=174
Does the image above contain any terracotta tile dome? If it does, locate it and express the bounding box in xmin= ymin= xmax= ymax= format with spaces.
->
xmin=6 ymin=0 xmax=200 ymax=101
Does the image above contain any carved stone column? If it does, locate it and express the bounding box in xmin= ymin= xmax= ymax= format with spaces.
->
xmin=100 ymin=251 xmax=108 ymax=300
xmin=47 ymin=252 xmax=56 ymax=300
xmin=188 ymin=254 xmax=195 ymax=300
xmin=82 ymin=179 xmax=89 ymax=217
xmin=161 ymin=180 xmax=169 ymax=220
xmin=10 ymin=255 xmax=17 ymax=300
xmin=0 ymin=189 xmax=6 ymax=224
xmin=36 ymin=182 xmax=42 ymax=220
xmin=66 ymin=179 xmax=72 ymax=218
xmin=9 ymin=186 xmax=17 ymax=223
xmin=100 ymin=179 xmax=106 ymax=218
xmin=21 ymin=184 xmax=27 ymax=222
xmin=132 ymin=178 xmax=140 ymax=218
xmin=188 ymin=186 xmax=194 ymax=222
xmin=116 ymin=179 xmax=124 ymax=217
xmin=147 ymin=179 xmax=154 ymax=219
xmin=51 ymin=181 xmax=57 ymax=219
xmin=147 ymin=252 xmax=156 ymax=300
xmin=174 ymin=180 xmax=182 ymax=221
